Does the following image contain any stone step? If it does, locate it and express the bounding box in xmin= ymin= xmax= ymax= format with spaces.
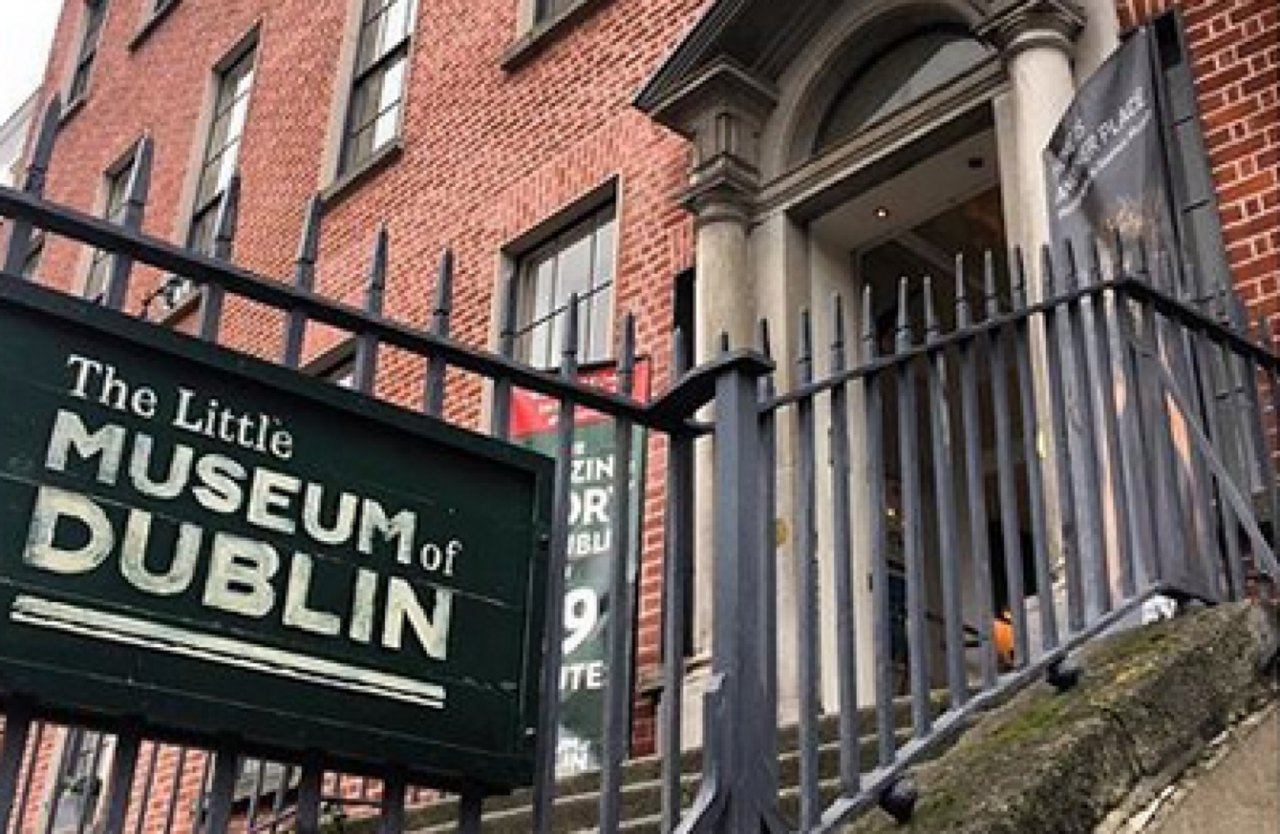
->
xmin=409 ymin=728 xmax=918 ymax=834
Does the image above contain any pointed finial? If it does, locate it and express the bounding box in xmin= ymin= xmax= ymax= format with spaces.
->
xmin=364 ymin=224 xmax=388 ymax=315
xmin=860 ymin=283 xmax=877 ymax=362
xmin=983 ymin=250 xmax=1000 ymax=320
xmin=432 ymin=248 xmax=454 ymax=332
xmin=923 ymin=276 xmax=940 ymax=343
xmin=895 ymin=277 xmax=913 ymax=352
xmin=292 ymin=194 xmax=323 ymax=292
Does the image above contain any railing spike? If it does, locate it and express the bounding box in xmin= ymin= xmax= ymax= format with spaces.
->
xmin=832 ymin=293 xmax=845 ymax=351
xmin=564 ymin=292 xmax=582 ymax=363
xmin=798 ymin=307 xmax=813 ymax=371
xmin=103 ymin=135 xmax=153 ymax=311
xmin=1040 ymin=243 xmax=1057 ymax=300
xmin=895 ymin=276 xmax=912 ymax=352
xmin=365 ymin=224 xmax=388 ymax=315
xmin=955 ymin=254 xmax=971 ymax=329
xmin=293 ymin=194 xmax=323 ymax=290
xmin=923 ymin=276 xmax=940 ymax=343
xmin=860 ymin=282 xmax=877 ymax=361
xmin=1012 ymin=248 xmax=1029 ymax=311
xmin=3 ymin=93 xmax=62 ymax=275
xmin=433 ymin=248 xmax=455 ymax=328
xmin=1063 ymin=239 xmax=1080 ymax=292
xmin=672 ymin=324 xmax=689 ymax=377
xmin=22 ymin=93 xmax=62 ymax=196
xmin=983 ymin=250 xmax=1000 ymax=320
xmin=619 ymin=312 xmax=637 ymax=397
xmin=1087 ymin=234 xmax=1105 ymax=283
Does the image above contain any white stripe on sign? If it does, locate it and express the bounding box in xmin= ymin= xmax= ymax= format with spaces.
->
xmin=11 ymin=595 xmax=447 ymax=710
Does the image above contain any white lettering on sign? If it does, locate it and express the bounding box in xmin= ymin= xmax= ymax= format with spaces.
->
xmin=16 ymin=356 xmax=475 ymax=668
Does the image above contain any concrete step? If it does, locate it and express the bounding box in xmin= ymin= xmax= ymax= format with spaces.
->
xmin=327 ymin=695 xmax=948 ymax=834
xmin=409 ymin=727 xmax=919 ymax=833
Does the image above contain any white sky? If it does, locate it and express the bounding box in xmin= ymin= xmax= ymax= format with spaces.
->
xmin=0 ymin=2 xmax=62 ymax=119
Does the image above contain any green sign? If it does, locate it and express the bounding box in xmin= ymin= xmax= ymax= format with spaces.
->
xmin=512 ymin=362 xmax=647 ymax=776
xmin=0 ymin=278 xmax=552 ymax=790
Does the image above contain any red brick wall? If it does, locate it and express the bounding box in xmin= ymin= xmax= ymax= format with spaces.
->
xmin=28 ymin=0 xmax=702 ymax=781
xmin=1120 ymin=0 xmax=1280 ymax=315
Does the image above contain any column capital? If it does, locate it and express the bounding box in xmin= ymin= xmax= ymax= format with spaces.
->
xmin=977 ymin=0 xmax=1086 ymax=57
xmin=644 ymin=59 xmax=777 ymax=225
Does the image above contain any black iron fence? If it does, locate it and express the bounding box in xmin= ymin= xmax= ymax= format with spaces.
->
xmin=0 ymin=94 xmax=1275 ymax=834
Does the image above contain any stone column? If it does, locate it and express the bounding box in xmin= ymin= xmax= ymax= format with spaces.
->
xmin=980 ymin=1 xmax=1085 ymax=657
xmin=980 ymin=0 xmax=1085 ymax=293
xmin=646 ymin=63 xmax=777 ymax=746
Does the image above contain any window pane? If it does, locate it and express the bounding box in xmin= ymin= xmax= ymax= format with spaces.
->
xmin=343 ymin=53 xmax=405 ymax=172
xmin=817 ymin=30 xmax=991 ymax=150
xmin=187 ymin=46 xmax=255 ymax=251
xmin=356 ymin=0 xmax=412 ymax=73
xmin=517 ymin=207 xmax=617 ymax=368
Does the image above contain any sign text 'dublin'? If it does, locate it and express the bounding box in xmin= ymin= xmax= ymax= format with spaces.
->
xmin=0 ymin=282 xmax=551 ymax=789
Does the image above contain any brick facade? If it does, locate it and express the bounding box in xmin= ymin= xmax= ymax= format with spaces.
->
xmin=10 ymin=0 xmax=1278 ymax=822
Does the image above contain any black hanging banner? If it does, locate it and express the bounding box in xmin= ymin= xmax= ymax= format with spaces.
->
xmin=1044 ymin=28 xmax=1178 ymax=267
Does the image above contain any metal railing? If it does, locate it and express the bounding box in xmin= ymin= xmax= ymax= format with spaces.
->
xmin=664 ymin=236 xmax=1279 ymax=833
xmin=0 ymin=92 xmax=1274 ymax=834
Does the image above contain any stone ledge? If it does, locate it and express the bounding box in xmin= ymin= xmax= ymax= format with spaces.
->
xmin=845 ymin=602 xmax=1279 ymax=834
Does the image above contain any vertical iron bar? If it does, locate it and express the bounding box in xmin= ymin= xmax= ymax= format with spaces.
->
xmin=1087 ymin=240 xmax=1139 ymax=600
xmin=103 ymin=136 xmax=152 ymax=312
xmin=924 ymin=279 xmax=967 ymax=709
xmin=1062 ymin=243 xmax=1110 ymax=617
xmin=197 ymin=174 xmax=239 ymax=342
xmin=599 ymin=315 xmax=637 ymax=833
xmin=423 ymin=249 xmax=453 ymax=417
xmin=354 ymin=226 xmax=388 ymax=394
xmin=794 ymin=310 xmax=821 ymax=830
xmin=281 ymin=195 xmax=322 ymax=368
xmin=490 ymin=267 xmax=520 ymax=439
xmin=828 ymin=295 xmax=861 ymax=792
xmin=0 ymin=706 xmax=31 ymax=833
xmin=708 ymin=334 xmax=775 ymax=832
xmin=660 ymin=328 xmax=691 ymax=833
xmin=1040 ymin=247 xmax=1085 ymax=635
xmin=1012 ymin=252 xmax=1059 ymax=652
xmin=756 ymin=320 xmax=779 ymax=787
xmin=101 ymin=729 xmax=141 ymax=834
xmin=1204 ymin=290 xmax=1246 ymax=598
xmin=295 ymin=764 xmax=323 ymax=834
xmin=459 ymin=790 xmax=483 ymax=834
xmin=957 ymin=263 xmax=997 ymax=689
xmin=378 ymin=770 xmax=406 ymax=834
xmin=2 ymin=94 xmax=59 ymax=275
xmin=861 ymin=286 xmax=896 ymax=767
xmin=202 ymin=748 xmax=239 ymax=834
xmin=531 ymin=295 xmax=582 ymax=834
xmin=987 ymin=254 xmax=1029 ymax=667
xmin=1127 ymin=242 xmax=1181 ymax=588
xmin=1251 ymin=316 xmax=1280 ymax=566
xmin=894 ymin=279 xmax=931 ymax=737
xmin=74 ymin=732 xmax=107 ymax=834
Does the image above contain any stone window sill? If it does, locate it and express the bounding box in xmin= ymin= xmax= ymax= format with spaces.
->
xmin=320 ymin=141 xmax=404 ymax=211
xmin=500 ymin=0 xmax=612 ymax=72
xmin=129 ymin=1 xmax=182 ymax=51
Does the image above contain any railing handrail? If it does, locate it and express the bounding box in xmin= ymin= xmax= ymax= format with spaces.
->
xmin=0 ymin=184 xmax=711 ymax=434
xmin=762 ymin=275 xmax=1280 ymax=412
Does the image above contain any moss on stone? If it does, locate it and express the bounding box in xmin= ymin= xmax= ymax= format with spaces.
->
xmin=843 ymin=602 xmax=1277 ymax=834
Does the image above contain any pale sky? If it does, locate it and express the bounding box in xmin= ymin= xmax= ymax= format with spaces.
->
xmin=0 ymin=1 xmax=62 ymax=119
